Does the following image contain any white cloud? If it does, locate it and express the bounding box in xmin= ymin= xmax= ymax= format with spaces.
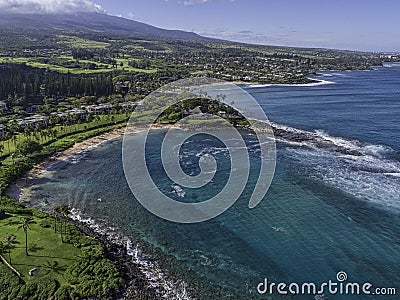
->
xmin=0 ymin=0 xmax=105 ymax=14
xmin=181 ymin=0 xmax=212 ymax=7
xmin=200 ymin=29 xmax=345 ymax=49
xmin=126 ymin=11 xmax=136 ymax=19
xmin=175 ymin=0 xmax=234 ymax=7
xmin=200 ymin=30 xmax=286 ymax=45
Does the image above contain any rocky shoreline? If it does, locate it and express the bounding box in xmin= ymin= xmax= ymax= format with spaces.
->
xmin=5 ymin=125 xmax=193 ymax=300
xmin=65 ymin=208 xmax=192 ymax=300
xmin=67 ymin=216 xmax=160 ymax=299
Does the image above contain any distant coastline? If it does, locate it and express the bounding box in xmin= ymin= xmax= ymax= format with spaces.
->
xmin=3 ymin=66 xmax=389 ymax=299
xmin=244 ymin=78 xmax=335 ymax=88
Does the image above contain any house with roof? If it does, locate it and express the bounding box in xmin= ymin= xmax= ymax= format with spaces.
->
xmin=0 ymin=124 xmax=6 ymax=136
xmin=0 ymin=101 xmax=7 ymax=113
xmin=13 ymin=115 xmax=48 ymax=129
xmin=188 ymin=106 xmax=208 ymax=115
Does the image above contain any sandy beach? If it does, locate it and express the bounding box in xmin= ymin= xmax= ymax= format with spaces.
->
xmin=6 ymin=126 xmax=133 ymax=201
xmin=4 ymin=124 xmax=194 ymax=299
xmin=4 ymin=119 xmax=204 ymax=202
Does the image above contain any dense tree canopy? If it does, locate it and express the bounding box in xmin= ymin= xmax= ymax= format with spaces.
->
xmin=0 ymin=64 xmax=114 ymax=106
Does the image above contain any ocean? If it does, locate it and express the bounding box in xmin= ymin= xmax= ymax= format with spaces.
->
xmin=26 ymin=65 xmax=400 ymax=299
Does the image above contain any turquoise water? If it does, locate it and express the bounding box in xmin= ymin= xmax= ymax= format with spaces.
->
xmin=28 ymin=66 xmax=400 ymax=299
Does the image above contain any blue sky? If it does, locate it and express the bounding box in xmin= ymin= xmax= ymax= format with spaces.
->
xmin=92 ymin=0 xmax=400 ymax=52
xmin=1 ymin=0 xmax=399 ymax=51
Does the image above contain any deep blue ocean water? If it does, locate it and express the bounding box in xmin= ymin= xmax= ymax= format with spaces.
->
xmin=27 ymin=65 xmax=400 ymax=299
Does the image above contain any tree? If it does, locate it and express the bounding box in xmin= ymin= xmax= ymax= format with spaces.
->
xmin=0 ymin=241 xmax=6 ymax=266
xmin=0 ymin=143 xmax=4 ymax=168
xmin=0 ymin=208 xmax=5 ymax=219
xmin=18 ymin=217 xmax=34 ymax=256
xmin=3 ymin=234 xmax=17 ymax=264
xmin=54 ymin=206 xmax=63 ymax=241
xmin=60 ymin=205 xmax=71 ymax=242
xmin=54 ymin=204 xmax=70 ymax=242
xmin=43 ymin=260 xmax=67 ymax=275
xmin=53 ymin=207 xmax=59 ymax=234
xmin=16 ymin=140 xmax=43 ymax=157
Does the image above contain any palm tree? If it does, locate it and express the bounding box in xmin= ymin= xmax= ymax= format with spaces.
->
xmin=43 ymin=260 xmax=67 ymax=275
xmin=54 ymin=204 xmax=70 ymax=242
xmin=53 ymin=207 xmax=59 ymax=234
xmin=11 ymin=134 xmax=17 ymax=153
xmin=0 ymin=240 xmax=7 ymax=266
xmin=18 ymin=217 xmax=34 ymax=256
xmin=51 ymin=128 xmax=58 ymax=140
xmin=54 ymin=205 xmax=63 ymax=241
xmin=3 ymin=234 xmax=17 ymax=264
xmin=4 ymin=132 xmax=12 ymax=153
xmin=60 ymin=204 xmax=71 ymax=242
xmin=0 ymin=241 xmax=4 ymax=257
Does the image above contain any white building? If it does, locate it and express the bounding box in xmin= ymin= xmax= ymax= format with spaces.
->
xmin=13 ymin=115 xmax=48 ymax=128
xmin=0 ymin=101 xmax=7 ymax=112
xmin=0 ymin=124 xmax=6 ymax=136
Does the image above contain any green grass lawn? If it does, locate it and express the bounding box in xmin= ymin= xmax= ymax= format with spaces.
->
xmin=0 ymin=56 xmax=157 ymax=74
xmin=0 ymin=114 xmax=129 ymax=298
xmin=0 ymin=57 xmax=114 ymax=74
xmin=57 ymin=35 xmax=111 ymax=49
xmin=0 ymin=197 xmax=123 ymax=299
xmin=115 ymin=58 xmax=158 ymax=73
xmin=0 ymin=113 xmax=130 ymax=159
xmin=0 ymin=212 xmax=81 ymax=284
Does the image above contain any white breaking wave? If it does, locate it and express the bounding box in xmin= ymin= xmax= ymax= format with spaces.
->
xmin=314 ymin=129 xmax=361 ymax=150
xmin=248 ymin=79 xmax=336 ymax=88
xmin=272 ymin=123 xmax=397 ymax=160
xmin=272 ymin=123 xmax=400 ymax=211
xmin=69 ymin=208 xmax=193 ymax=300
xmin=285 ymin=148 xmax=400 ymax=211
xmin=362 ymin=144 xmax=394 ymax=158
xmin=319 ymin=73 xmax=333 ymax=77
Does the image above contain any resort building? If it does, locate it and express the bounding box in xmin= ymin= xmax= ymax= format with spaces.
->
xmin=0 ymin=124 xmax=6 ymax=136
xmin=0 ymin=101 xmax=7 ymax=113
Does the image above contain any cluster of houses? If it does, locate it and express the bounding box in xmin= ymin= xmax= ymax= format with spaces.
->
xmin=13 ymin=115 xmax=49 ymax=129
xmin=201 ymin=56 xmax=310 ymax=83
xmin=49 ymin=103 xmax=120 ymax=120
xmin=378 ymin=53 xmax=400 ymax=61
xmin=1 ymin=48 xmax=72 ymax=58
xmin=0 ymin=101 xmax=139 ymax=136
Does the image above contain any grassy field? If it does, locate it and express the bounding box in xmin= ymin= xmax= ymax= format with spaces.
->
xmin=0 ymin=112 xmax=130 ymax=297
xmin=0 ymin=56 xmax=157 ymax=74
xmin=121 ymin=41 xmax=172 ymax=53
xmin=57 ymin=35 xmax=111 ymax=49
xmin=0 ymin=57 xmax=114 ymax=74
xmin=0 ymin=115 xmax=128 ymax=298
xmin=0 ymin=211 xmax=81 ymax=284
xmin=0 ymin=197 xmax=123 ymax=299
xmin=115 ymin=58 xmax=158 ymax=73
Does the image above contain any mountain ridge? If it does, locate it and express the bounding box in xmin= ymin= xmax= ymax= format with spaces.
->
xmin=0 ymin=12 xmax=213 ymax=42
